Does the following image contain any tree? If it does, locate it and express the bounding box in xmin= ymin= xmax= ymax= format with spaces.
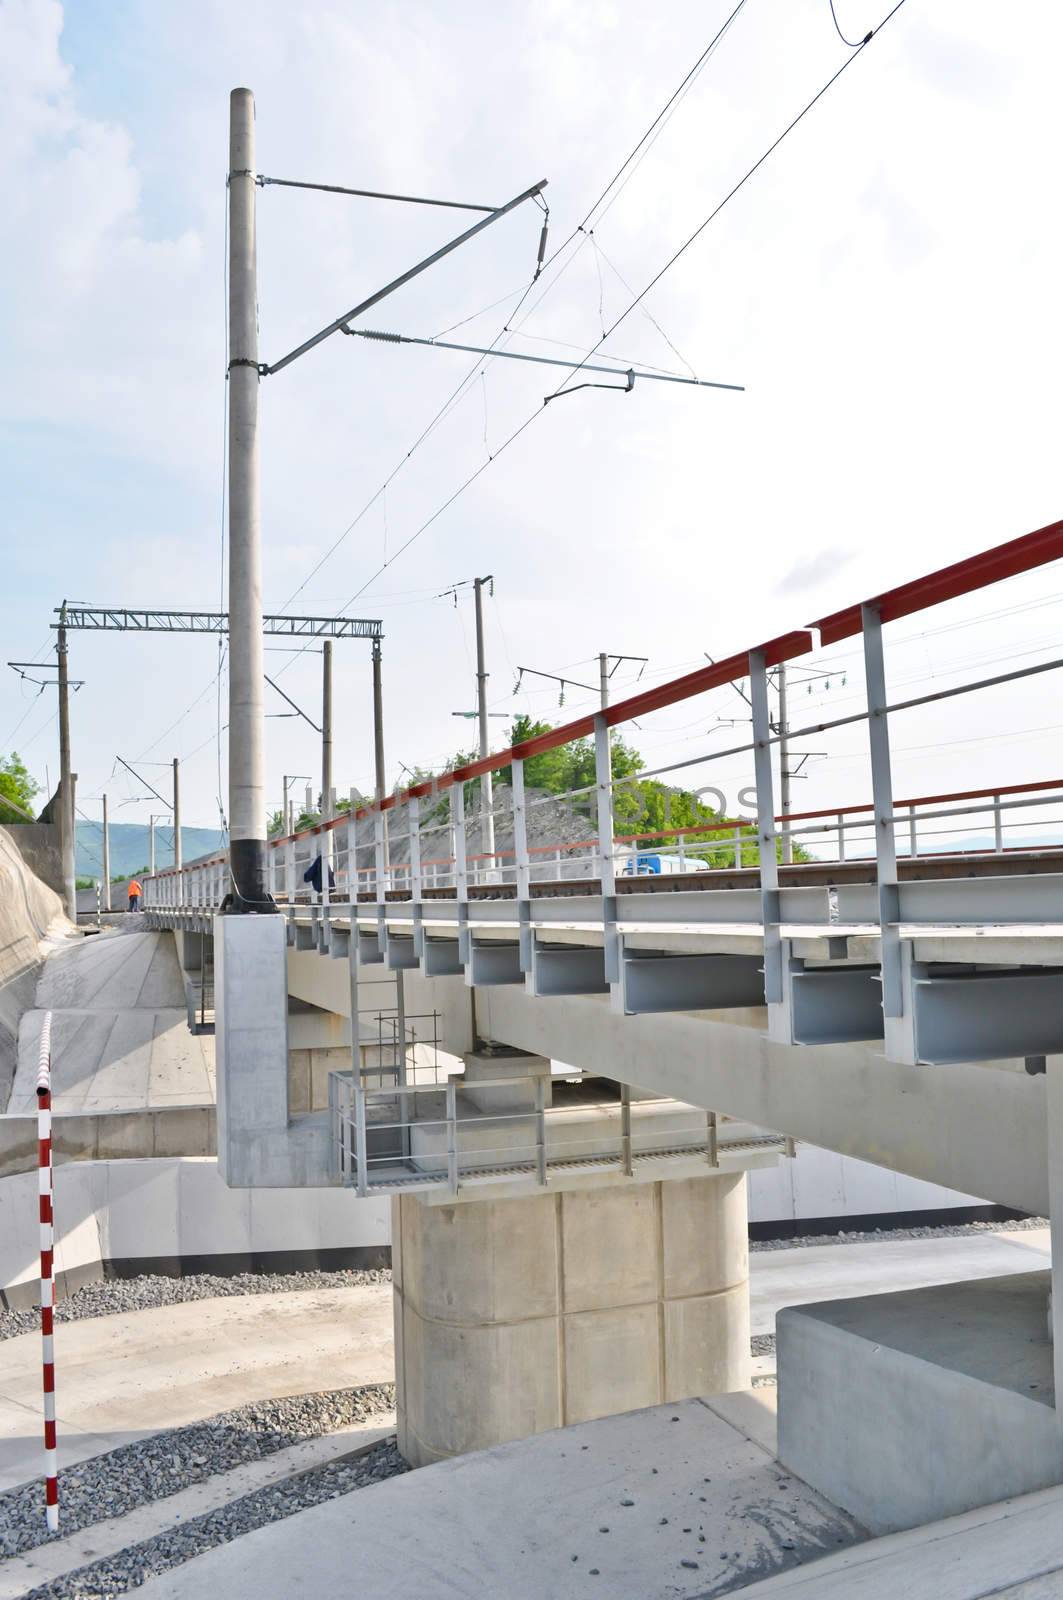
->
xmin=498 ymin=715 xmax=641 ymax=801
xmin=0 ymin=752 xmax=39 ymax=824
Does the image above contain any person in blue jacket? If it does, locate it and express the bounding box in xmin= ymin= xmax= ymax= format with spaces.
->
xmin=303 ymin=854 xmax=335 ymax=895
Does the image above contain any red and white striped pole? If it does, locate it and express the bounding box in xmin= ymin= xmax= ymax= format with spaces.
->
xmin=36 ymin=1012 xmax=58 ymax=1533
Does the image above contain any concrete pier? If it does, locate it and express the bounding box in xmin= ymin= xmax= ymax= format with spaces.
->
xmin=393 ymin=1172 xmax=749 ymax=1466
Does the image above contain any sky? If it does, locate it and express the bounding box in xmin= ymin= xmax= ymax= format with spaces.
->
xmin=2 ymin=0 xmax=1062 ymax=858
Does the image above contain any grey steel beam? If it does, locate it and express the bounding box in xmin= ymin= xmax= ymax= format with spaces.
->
xmin=620 ymin=951 xmax=765 ymax=1015
xmin=530 ymin=941 xmax=609 ymax=998
xmin=789 ymin=962 xmax=885 ymax=1046
xmin=423 ymin=938 xmax=464 ymax=978
xmin=467 ymin=939 xmax=523 ymax=987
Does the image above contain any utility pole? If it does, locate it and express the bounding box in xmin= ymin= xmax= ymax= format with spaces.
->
xmin=101 ymin=794 xmax=111 ymax=912
xmin=777 ymin=662 xmax=792 ymax=866
xmin=596 ymin=652 xmax=648 ymax=710
xmin=321 ymin=640 xmax=333 ymax=822
xmin=474 ymin=577 xmax=495 ymax=869
xmin=56 ymin=610 xmax=76 ymax=919
xmin=172 ymin=758 xmax=182 ymax=871
xmin=226 ymin=86 xmax=271 ymax=912
xmin=283 ymin=776 xmax=309 ymax=836
xmin=149 ymin=813 xmax=169 ymax=875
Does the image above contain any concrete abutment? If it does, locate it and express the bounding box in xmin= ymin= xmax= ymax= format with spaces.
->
xmin=392 ymin=1171 xmax=749 ymax=1467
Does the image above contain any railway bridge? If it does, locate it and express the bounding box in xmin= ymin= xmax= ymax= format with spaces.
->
xmin=143 ymin=520 xmax=1063 ymax=1532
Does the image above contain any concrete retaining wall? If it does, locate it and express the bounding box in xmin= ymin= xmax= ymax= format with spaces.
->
xmin=0 ymin=827 xmax=67 ymax=1109
xmin=0 ymin=1156 xmax=391 ymax=1307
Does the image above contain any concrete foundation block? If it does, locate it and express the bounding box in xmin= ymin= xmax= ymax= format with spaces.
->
xmin=661 ymin=1172 xmax=748 ymax=1298
xmin=393 ymin=1172 xmax=749 ymax=1466
xmin=664 ymin=1283 xmax=750 ymax=1398
xmin=215 ymin=915 xmax=290 ymax=1186
xmin=560 ymin=1185 xmax=658 ymax=1313
xmin=562 ymin=1302 xmax=661 ymax=1425
xmin=777 ymin=1270 xmax=1062 ymax=1534
xmin=288 ymin=1049 xmax=312 ymax=1113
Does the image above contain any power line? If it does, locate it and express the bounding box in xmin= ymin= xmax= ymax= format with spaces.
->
xmin=828 ymin=0 xmax=873 ymax=48
xmin=276 ymin=2 xmax=751 ymax=628
xmin=330 ymin=2 xmax=908 ymax=618
xmin=551 ymin=0 xmax=910 ymax=404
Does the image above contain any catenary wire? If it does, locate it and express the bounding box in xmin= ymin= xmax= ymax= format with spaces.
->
xmin=329 ymin=1 xmax=908 ymax=623
xmin=278 ymin=1 xmax=751 ymax=627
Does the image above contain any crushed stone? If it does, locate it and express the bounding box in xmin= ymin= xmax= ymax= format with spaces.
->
xmin=18 ymin=1437 xmax=407 ymax=1599
xmin=0 ymin=1384 xmax=395 ymax=1559
xmin=0 ymin=1267 xmax=390 ymax=1343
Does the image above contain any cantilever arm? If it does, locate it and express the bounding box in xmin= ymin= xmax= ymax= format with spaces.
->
xmin=264 ymin=179 xmax=548 ymax=377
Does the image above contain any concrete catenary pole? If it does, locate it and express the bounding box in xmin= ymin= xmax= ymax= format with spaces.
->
xmin=599 ymin=652 xmax=610 ymax=710
xmin=56 ymin=613 xmax=76 ymax=920
xmin=149 ymin=815 xmax=156 ymax=876
xmin=172 ymin=758 xmax=182 ymax=871
xmin=474 ymin=577 xmax=494 ymax=871
xmin=227 ymin=86 xmax=272 ymax=911
xmin=778 ymin=661 xmax=792 ymax=865
xmin=101 ymin=795 xmax=111 ymax=912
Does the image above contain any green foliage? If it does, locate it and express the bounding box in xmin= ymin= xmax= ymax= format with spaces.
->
xmin=498 ymin=715 xmax=641 ymax=797
xmin=76 ymin=876 xmax=95 ymax=890
xmin=0 ymin=752 xmax=39 ymax=824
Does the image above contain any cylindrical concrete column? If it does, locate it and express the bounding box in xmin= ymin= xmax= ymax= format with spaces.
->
xmin=392 ymin=1173 xmax=749 ymax=1467
xmin=226 ymin=85 xmax=272 ymax=911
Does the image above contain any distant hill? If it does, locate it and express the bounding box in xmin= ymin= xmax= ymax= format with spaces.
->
xmin=76 ymin=820 xmax=226 ymax=879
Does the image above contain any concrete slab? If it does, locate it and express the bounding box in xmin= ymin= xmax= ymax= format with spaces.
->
xmin=133 ymin=1394 xmax=865 ymax=1600
xmin=740 ymin=1482 xmax=1063 ymax=1597
xmin=5 ymin=931 xmax=214 ymax=1115
xmin=748 ymin=1227 xmax=1051 ymax=1334
xmin=777 ymin=1272 xmax=1061 ymax=1533
xmin=8 ymin=1007 xmax=214 ymax=1113
xmin=0 ymin=1285 xmax=393 ymax=1490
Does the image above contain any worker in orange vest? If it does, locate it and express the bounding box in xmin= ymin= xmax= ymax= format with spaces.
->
xmin=127 ymin=878 xmax=143 ymax=913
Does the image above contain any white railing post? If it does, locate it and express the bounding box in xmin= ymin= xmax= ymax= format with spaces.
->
xmin=993 ymin=793 xmax=1003 ymax=854
xmin=862 ymin=604 xmax=902 ymax=1019
xmin=453 ymin=782 xmax=469 ymax=963
xmin=594 ymin=713 xmax=618 ymax=983
xmin=446 ymin=1078 xmax=459 ymax=1195
xmin=837 ymin=813 xmax=846 ymax=862
xmin=373 ymin=809 xmax=385 ymax=909
xmin=909 ymin=804 xmax=918 ymax=860
xmin=749 ymin=649 xmax=782 ymax=1005
xmin=354 ymin=1079 xmax=369 ymax=1198
xmin=620 ymin=1081 xmax=632 ymax=1177
xmin=409 ymin=794 xmax=422 ymax=900
xmin=734 ymin=828 xmax=743 ymax=869
xmin=513 ymin=758 xmax=531 ymax=969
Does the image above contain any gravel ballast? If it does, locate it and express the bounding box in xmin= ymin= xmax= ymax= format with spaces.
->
xmin=748 ymin=1214 xmax=1046 ymax=1251
xmin=19 ymin=1437 xmax=407 ymax=1600
xmin=0 ymin=1384 xmax=396 ymax=1559
xmin=0 ymin=1267 xmax=391 ymax=1343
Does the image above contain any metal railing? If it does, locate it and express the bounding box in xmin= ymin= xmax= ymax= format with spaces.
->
xmin=141 ymin=517 xmax=1063 ymax=1025
xmin=327 ymin=1070 xmax=780 ymax=1195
